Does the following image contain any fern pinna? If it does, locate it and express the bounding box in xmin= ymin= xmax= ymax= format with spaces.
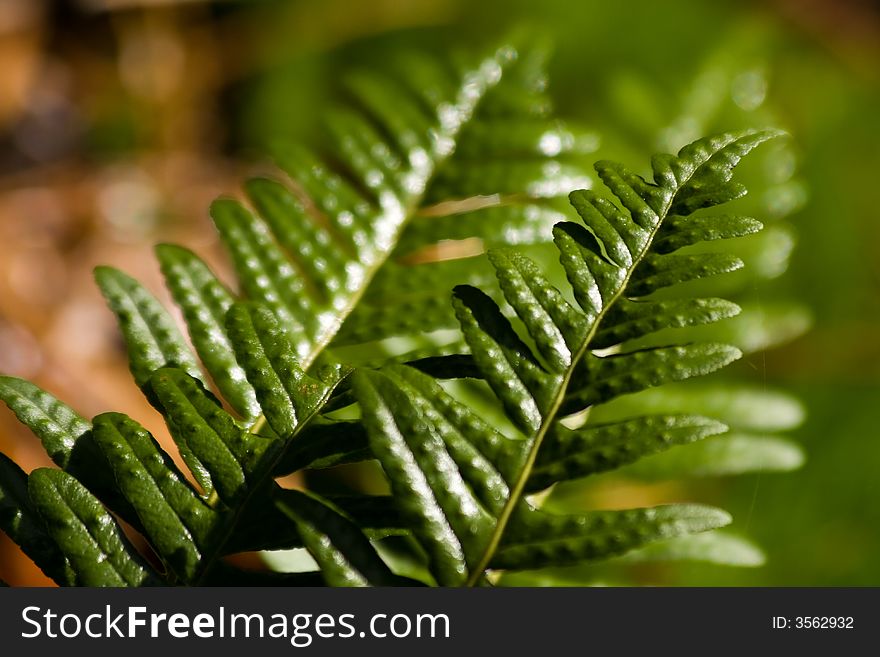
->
xmin=0 ymin=42 xmax=784 ymax=587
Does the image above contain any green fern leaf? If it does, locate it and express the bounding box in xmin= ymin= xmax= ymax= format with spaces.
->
xmin=194 ymin=46 xmax=553 ymax=381
xmin=0 ymin=35 xmax=802 ymax=589
xmin=276 ymin=490 xmax=403 ymax=587
xmin=653 ymin=214 xmax=763 ymax=253
xmin=0 ymin=454 xmax=75 ymax=585
xmin=28 ymin=468 xmax=158 ymax=587
xmin=563 ymin=343 xmax=741 ymax=414
xmin=156 ymin=244 xmax=260 ymax=421
xmin=225 ymin=302 xmax=345 ymax=438
xmin=210 ymin=200 xmax=318 ymax=358
xmin=354 ymin=367 xmax=511 ymax=585
xmin=79 ymin=44 xmax=592 ymax=454
xmin=0 ymin=377 xmax=90 ymax=468
xmin=92 ymin=413 xmax=216 ymax=582
xmin=94 ymin=266 xmax=203 ymax=388
xmin=0 ymin=378 xmax=142 ymax=525
xmin=331 ymin=47 xmax=596 ymax=358
xmin=592 ymin=297 xmax=741 ymax=349
xmin=527 ymin=414 xmax=727 ymax=491
xmin=492 ymin=505 xmax=731 ymax=570
xmin=149 ymin=368 xmax=272 ymax=505
xmin=355 ymin=130 xmax=782 ymax=585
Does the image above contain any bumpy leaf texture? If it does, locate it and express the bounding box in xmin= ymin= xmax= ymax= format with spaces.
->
xmin=0 ymin=44 xmax=594 ymax=586
xmin=354 ymin=130 xmax=785 ymax=586
xmin=0 ymin=37 xmax=796 ymax=587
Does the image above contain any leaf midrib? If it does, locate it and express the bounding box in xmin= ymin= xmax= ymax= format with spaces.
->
xmin=193 ymin=377 xmax=346 ymax=584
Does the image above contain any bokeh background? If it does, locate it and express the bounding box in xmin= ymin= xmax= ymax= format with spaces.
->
xmin=1 ymin=0 xmax=877 ymax=585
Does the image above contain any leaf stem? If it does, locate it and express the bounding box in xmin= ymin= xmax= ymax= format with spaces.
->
xmin=465 ymin=188 xmax=677 ymax=586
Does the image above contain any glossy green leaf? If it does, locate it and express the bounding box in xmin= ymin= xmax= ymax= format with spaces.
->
xmin=28 ymin=468 xmax=157 ymax=587
xmin=204 ymin=44 xmax=556 ymax=375
xmin=627 ymin=252 xmax=744 ymax=296
xmin=210 ymin=199 xmax=316 ymax=356
xmin=657 ymin=130 xmax=786 ymax=214
xmin=653 ymin=214 xmax=763 ymax=253
xmin=226 ymin=302 xmax=336 ymax=439
xmin=92 ymin=413 xmax=216 ymax=582
xmin=0 ymin=42 xmax=799 ymax=595
xmin=593 ymin=297 xmax=741 ymax=349
xmin=333 ymin=45 xmax=596 ymax=351
xmin=386 ymin=364 xmax=527 ymax=487
xmin=563 ymin=343 xmax=742 ymax=414
xmin=245 ymin=177 xmax=350 ymax=307
xmin=0 ymin=377 xmax=90 ymax=468
xmin=0 ymin=453 xmax=75 ymax=585
xmin=488 ymin=248 xmax=588 ymax=371
xmin=150 ymin=368 xmax=273 ymax=505
xmin=156 ymin=243 xmax=260 ymax=421
xmin=276 ymin=489 xmax=400 ymax=586
xmin=353 ymin=369 xmax=499 ymax=586
xmin=0 ymin=378 xmax=142 ymax=527
xmin=452 ymin=285 xmax=559 ymax=433
xmin=528 ymin=415 xmax=727 ymax=491
xmin=94 ymin=266 xmax=202 ymax=388
xmin=552 ymin=221 xmax=629 ymax=320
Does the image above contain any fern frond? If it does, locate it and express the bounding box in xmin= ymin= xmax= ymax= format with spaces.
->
xmin=92 ymin=413 xmax=216 ymax=582
xmin=0 ymin=36 xmax=801 ymax=587
xmin=0 ymin=46 xmax=572 ymax=584
xmin=354 ymin=130 xmax=783 ymax=585
xmin=335 ymin=47 xmax=596 ymax=356
xmin=0 ymin=377 xmax=141 ymax=526
xmin=87 ymin=44 xmax=590 ymax=429
xmin=526 ymin=414 xmax=728 ymax=491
